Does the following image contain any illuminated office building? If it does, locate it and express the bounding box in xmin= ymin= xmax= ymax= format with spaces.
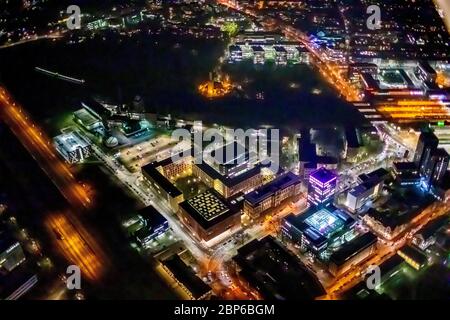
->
xmin=414 ymin=132 xmax=439 ymax=176
xmin=307 ymin=168 xmax=337 ymax=207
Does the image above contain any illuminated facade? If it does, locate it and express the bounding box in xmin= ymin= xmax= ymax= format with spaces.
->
xmin=177 ymin=189 xmax=240 ymax=242
xmin=53 ymin=131 xmax=92 ymax=164
xmin=160 ymin=255 xmax=212 ymax=300
xmin=243 ymin=172 xmax=301 ymax=219
xmin=346 ymin=168 xmax=390 ymax=212
xmin=198 ymin=73 xmax=232 ymax=98
xmin=307 ymin=168 xmax=337 ymax=207
xmin=397 ymin=245 xmax=427 ymax=271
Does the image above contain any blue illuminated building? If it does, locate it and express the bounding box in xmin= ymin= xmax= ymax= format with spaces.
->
xmin=135 ymin=206 xmax=169 ymax=246
xmin=307 ymin=167 xmax=337 ymax=208
xmin=282 ymin=206 xmax=355 ymax=257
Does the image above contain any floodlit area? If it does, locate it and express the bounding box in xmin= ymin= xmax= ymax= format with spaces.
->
xmin=119 ymin=136 xmax=187 ymax=172
xmin=377 ymin=100 xmax=450 ymax=122
xmin=1 ymin=0 xmax=450 ymax=305
xmin=304 ymin=209 xmax=344 ymax=238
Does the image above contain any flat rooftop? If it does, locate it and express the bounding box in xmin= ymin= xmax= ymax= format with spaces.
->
xmin=229 ymin=45 xmax=242 ymax=52
xmin=179 ymin=189 xmax=238 ymax=230
xmin=348 ymin=183 xmax=370 ymax=197
xmin=147 ymin=146 xmax=263 ymax=191
xmin=237 ymin=31 xmax=282 ymax=39
xmin=298 ymin=140 xmax=317 ymax=163
xmin=233 ymin=236 xmax=325 ymax=300
xmin=74 ymin=108 xmax=100 ymax=126
xmin=53 ymin=132 xmax=89 ymax=153
xmin=162 ymin=255 xmax=211 ymax=299
xmin=361 ymin=73 xmax=380 ymax=90
xmin=377 ymin=254 xmax=404 ymax=277
xmin=349 ymin=62 xmax=378 ymax=68
xmin=345 ymin=127 xmax=361 ymax=148
xmin=0 ymin=232 xmax=18 ymax=254
xmin=366 ymin=187 xmax=433 ymax=229
xmin=397 ymin=245 xmax=427 ymax=266
xmin=317 ymin=155 xmax=338 ymax=166
xmin=186 ymin=190 xmax=229 ymax=222
xmin=252 ymin=45 xmax=264 ymax=52
xmin=304 ymin=208 xmax=349 ymax=238
xmin=349 ymin=178 xmax=382 ymax=197
xmin=273 ymin=46 xmax=287 ymax=53
xmin=81 ymin=98 xmax=111 ymax=118
xmin=142 ymin=164 xmax=182 ymax=198
xmin=284 ymin=206 xmax=354 ymax=246
xmin=366 ymin=206 xmax=420 ymax=230
xmin=378 ymin=69 xmax=414 ymax=89
xmin=244 ymin=172 xmax=300 ymax=205
xmin=329 ymin=232 xmax=377 ymax=267
xmin=309 ymin=167 xmax=337 ymax=185
xmin=296 ymin=45 xmax=309 ymax=53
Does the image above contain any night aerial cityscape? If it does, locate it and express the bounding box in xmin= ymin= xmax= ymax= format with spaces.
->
xmin=1 ymin=0 xmax=450 ymax=310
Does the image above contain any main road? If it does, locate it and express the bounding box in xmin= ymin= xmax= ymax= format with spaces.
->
xmin=0 ymin=86 xmax=109 ymax=282
xmin=322 ymin=199 xmax=450 ymax=299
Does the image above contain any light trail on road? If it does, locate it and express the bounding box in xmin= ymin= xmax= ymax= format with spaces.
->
xmin=0 ymin=33 xmax=63 ymax=49
xmin=89 ymin=136 xmax=263 ymax=299
xmin=217 ymin=0 xmax=361 ymax=102
xmin=0 ymin=87 xmax=91 ymax=209
xmin=0 ymin=86 xmax=109 ymax=282
xmin=46 ymin=213 xmax=104 ymax=281
xmin=434 ymin=0 xmax=450 ymax=33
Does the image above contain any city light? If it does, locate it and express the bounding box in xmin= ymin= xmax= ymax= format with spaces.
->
xmin=0 ymin=0 xmax=449 ymax=305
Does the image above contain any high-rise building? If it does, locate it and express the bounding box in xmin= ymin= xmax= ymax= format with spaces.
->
xmin=414 ymin=132 xmax=439 ymax=176
xmin=425 ymin=148 xmax=449 ymax=187
xmin=412 ymin=132 xmax=449 ymax=190
xmin=307 ymin=168 xmax=337 ymax=207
